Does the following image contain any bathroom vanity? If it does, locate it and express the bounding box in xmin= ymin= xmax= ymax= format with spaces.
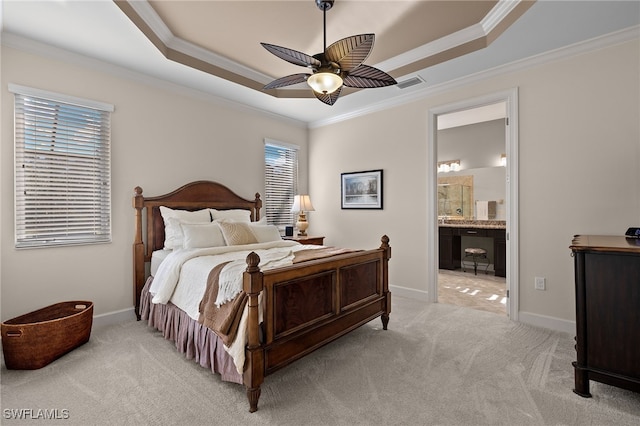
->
xmin=438 ymin=220 xmax=506 ymax=277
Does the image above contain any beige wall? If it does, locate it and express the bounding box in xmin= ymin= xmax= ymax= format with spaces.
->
xmin=0 ymin=46 xmax=308 ymax=320
xmin=2 ymin=39 xmax=638 ymax=330
xmin=309 ymin=39 xmax=640 ymax=328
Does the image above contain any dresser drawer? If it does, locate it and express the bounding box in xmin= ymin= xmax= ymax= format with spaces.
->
xmin=457 ymin=228 xmax=487 ymax=237
xmin=438 ymin=226 xmax=454 ymax=235
xmin=487 ymin=229 xmax=506 ymax=239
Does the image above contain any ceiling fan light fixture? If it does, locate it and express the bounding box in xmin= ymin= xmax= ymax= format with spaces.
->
xmin=261 ymin=0 xmax=396 ymax=105
xmin=307 ymin=71 xmax=343 ymax=94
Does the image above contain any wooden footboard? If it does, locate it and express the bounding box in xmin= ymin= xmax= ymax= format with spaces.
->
xmin=243 ymin=236 xmax=391 ymax=412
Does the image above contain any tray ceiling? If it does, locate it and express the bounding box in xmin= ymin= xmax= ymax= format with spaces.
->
xmin=115 ymin=0 xmax=533 ymax=99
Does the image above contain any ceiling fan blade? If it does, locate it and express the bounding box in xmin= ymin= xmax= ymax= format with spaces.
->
xmin=343 ymin=65 xmax=397 ymax=88
xmin=261 ymin=43 xmax=321 ymax=68
xmin=325 ymin=34 xmax=374 ymax=72
xmin=264 ymin=73 xmax=311 ymax=90
xmin=314 ymin=86 xmax=342 ymax=106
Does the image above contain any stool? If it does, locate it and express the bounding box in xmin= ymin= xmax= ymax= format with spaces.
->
xmin=462 ymin=248 xmax=489 ymax=275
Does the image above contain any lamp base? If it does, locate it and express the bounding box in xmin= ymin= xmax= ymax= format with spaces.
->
xmin=296 ymin=212 xmax=309 ymax=236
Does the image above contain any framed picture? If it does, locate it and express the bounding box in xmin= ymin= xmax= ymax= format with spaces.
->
xmin=341 ymin=169 xmax=383 ymax=209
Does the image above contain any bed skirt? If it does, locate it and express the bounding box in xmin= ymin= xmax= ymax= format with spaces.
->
xmin=140 ymin=277 xmax=243 ymax=384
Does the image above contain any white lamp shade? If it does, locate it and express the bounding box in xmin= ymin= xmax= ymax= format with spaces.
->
xmin=291 ymin=195 xmax=315 ymax=212
xmin=307 ymin=72 xmax=343 ymax=94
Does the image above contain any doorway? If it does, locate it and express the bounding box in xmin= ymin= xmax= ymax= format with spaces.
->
xmin=426 ymin=89 xmax=519 ymax=321
xmin=437 ymin=107 xmax=507 ymax=315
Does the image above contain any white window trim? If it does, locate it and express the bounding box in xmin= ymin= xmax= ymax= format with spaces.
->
xmin=8 ymin=84 xmax=114 ymax=112
xmin=264 ymin=138 xmax=299 ymax=151
xmin=264 ymin=138 xmax=299 ymax=228
xmin=11 ymin=84 xmax=113 ymax=249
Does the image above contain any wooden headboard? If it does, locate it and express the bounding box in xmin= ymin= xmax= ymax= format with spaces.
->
xmin=132 ymin=180 xmax=262 ymax=319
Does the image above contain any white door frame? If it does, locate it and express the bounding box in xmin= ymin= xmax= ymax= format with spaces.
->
xmin=426 ymin=88 xmax=519 ymax=320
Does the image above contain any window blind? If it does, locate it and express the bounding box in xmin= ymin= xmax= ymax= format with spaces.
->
xmin=264 ymin=141 xmax=298 ymax=227
xmin=12 ymin=87 xmax=112 ymax=248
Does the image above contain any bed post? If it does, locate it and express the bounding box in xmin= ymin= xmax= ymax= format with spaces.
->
xmin=254 ymin=193 xmax=262 ymax=222
xmin=133 ymin=186 xmax=145 ymax=320
xmin=243 ymin=252 xmax=264 ymax=412
xmin=380 ymin=235 xmax=391 ymax=330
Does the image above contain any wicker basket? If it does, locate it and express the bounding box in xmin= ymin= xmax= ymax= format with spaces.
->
xmin=1 ymin=301 xmax=93 ymax=369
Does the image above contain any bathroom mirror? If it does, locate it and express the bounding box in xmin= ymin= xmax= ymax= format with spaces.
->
xmin=438 ymin=167 xmax=506 ymax=220
xmin=438 ymin=175 xmax=473 ymax=219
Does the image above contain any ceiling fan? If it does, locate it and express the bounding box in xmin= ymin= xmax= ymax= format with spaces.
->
xmin=261 ymin=0 xmax=397 ymax=105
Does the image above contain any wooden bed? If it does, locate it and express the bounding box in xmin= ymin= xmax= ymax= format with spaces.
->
xmin=132 ymin=180 xmax=391 ymax=412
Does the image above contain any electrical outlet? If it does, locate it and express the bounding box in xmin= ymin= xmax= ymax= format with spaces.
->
xmin=535 ymin=276 xmax=546 ymax=291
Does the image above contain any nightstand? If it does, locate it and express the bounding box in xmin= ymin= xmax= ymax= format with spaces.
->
xmin=283 ymin=235 xmax=325 ymax=246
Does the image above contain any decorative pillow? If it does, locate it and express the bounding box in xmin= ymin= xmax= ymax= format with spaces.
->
xmin=181 ymin=222 xmax=226 ymax=249
xmin=163 ymin=217 xmax=202 ymax=250
xmin=210 ymin=209 xmax=251 ymax=223
xmin=159 ymin=206 xmax=211 ymax=249
xmin=217 ymin=221 xmax=258 ymax=246
xmin=250 ymin=224 xmax=282 ymax=243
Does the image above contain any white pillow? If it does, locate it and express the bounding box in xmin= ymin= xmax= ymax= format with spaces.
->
xmin=181 ymin=222 xmax=226 ymax=249
xmin=159 ymin=206 xmax=211 ymax=249
xmin=217 ymin=221 xmax=258 ymax=246
xmin=250 ymin=224 xmax=282 ymax=243
xmin=163 ymin=217 xmax=202 ymax=250
xmin=210 ymin=209 xmax=251 ymax=223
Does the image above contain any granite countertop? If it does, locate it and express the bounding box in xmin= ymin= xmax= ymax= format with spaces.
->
xmin=439 ymin=219 xmax=506 ymax=229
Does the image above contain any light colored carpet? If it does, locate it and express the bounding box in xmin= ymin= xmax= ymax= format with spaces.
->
xmin=2 ymin=296 xmax=639 ymax=425
xmin=438 ymin=270 xmax=507 ymax=315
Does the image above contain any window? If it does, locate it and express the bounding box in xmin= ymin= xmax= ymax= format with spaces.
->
xmin=10 ymin=84 xmax=113 ymax=248
xmin=264 ymin=139 xmax=298 ymax=227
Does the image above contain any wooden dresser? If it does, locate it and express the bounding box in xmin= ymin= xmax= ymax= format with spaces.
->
xmin=570 ymin=235 xmax=640 ymax=397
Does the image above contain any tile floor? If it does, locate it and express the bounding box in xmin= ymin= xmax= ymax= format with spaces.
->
xmin=438 ymin=269 xmax=507 ymax=315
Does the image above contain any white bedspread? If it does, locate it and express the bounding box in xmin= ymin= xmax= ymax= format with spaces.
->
xmin=150 ymin=240 xmax=299 ymax=306
xmin=149 ymin=240 xmax=324 ymax=373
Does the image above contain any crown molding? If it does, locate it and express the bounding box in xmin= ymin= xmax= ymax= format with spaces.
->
xmin=481 ymin=0 xmax=522 ymax=33
xmin=3 ymin=22 xmax=637 ymax=130
xmin=1 ymin=32 xmax=307 ymax=129
xmin=125 ymin=0 xmax=173 ymax=44
xmin=120 ymin=0 xmax=273 ymax=84
xmin=308 ymin=25 xmax=640 ymax=129
xmin=376 ymin=0 xmax=523 ymax=72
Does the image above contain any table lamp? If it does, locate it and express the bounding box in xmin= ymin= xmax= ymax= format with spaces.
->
xmin=291 ymin=195 xmax=315 ymax=236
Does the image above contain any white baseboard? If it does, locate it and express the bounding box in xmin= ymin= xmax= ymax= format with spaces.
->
xmin=517 ymin=311 xmax=576 ymax=335
xmin=93 ymin=298 xmax=576 ymax=337
xmin=389 ymin=284 xmax=429 ymax=302
xmin=92 ymin=307 xmax=136 ymax=329
xmin=391 ymin=284 xmax=576 ymax=335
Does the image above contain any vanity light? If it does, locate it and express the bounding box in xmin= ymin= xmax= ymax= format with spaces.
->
xmin=500 ymin=154 xmax=507 ymax=167
xmin=437 ymin=160 xmax=461 ymax=173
